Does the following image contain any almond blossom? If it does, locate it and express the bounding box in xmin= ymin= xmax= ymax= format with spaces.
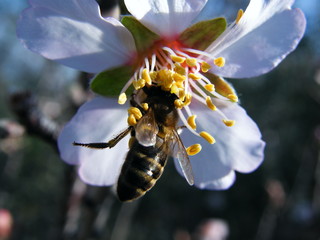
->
xmin=17 ymin=0 xmax=306 ymax=190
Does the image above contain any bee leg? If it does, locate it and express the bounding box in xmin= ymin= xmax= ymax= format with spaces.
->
xmin=73 ymin=126 xmax=133 ymax=149
xmin=176 ymin=125 xmax=187 ymax=135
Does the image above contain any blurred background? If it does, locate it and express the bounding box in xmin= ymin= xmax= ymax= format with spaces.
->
xmin=0 ymin=0 xmax=320 ymax=239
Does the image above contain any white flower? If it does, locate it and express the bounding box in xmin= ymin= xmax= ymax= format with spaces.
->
xmin=18 ymin=0 xmax=306 ymax=189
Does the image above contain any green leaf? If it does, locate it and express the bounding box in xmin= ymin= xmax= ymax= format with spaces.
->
xmin=178 ymin=17 xmax=227 ymax=51
xmin=121 ymin=16 xmax=160 ymax=53
xmin=90 ymin=65 xmax=135 ymax=97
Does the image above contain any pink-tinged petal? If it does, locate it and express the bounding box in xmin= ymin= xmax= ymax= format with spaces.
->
xmin=17 ymin=0 xmax=136 ymax=73
xmin=206 ymin=0 xmax=306 ymax=78
xmin=58 ymin=97 xmax=129 ymax=186
xmin=124 ymin=0 xmax=207 ymax=38
xmin=175 ymin=98 xmax=265 ymax=190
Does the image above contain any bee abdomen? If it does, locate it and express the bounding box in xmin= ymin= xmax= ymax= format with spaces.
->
xmin=117 ymin=144 xmax=167 ymax=202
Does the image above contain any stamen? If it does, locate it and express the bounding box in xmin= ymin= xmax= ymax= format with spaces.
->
xmin=118 ymin=93 xmax=127 ymax=105
xmin=174 ymin=99 xmax=184 ymax=109
xmin=142 ymin=69 xmax=152 ymax=85
xmin=214 ymin=57 xmax=225 ymax=67
xmin=205 ymin=96 xmax=217 ymax=111
xmin=173 ymin=72 xmax=186 ymax=82
xmin=204 ymin=84 xmax=215 ymax=92
xmin=174 ymin=63 xmax=186 ymax=75
xmin=236 ymin=9 xmax=244 ymax=24
xmin=200 ymin=131 xmax=216 ymax=144
xmin=151 ymin=54 xmax=156 ymax=71
xmin=179 ymin=89 xmax=185 ymax=100
xmin=223 ymin=119 xmax=236 ymax=127
xmin=184 ymin=94 xmax=192 ymax=106
xmin=170 ymin=55 xmax=186 ymax=63
xmin=201 ymin=62 xmax=211 ymax=73
xmin=188 ymin=73 xmax=202 ymax=80
xmin=127 ymin=114 xmax=137 ymax=126
xmin=128 ymin=107 xmax=142 ymax=120
xmin=177 ymin=109 xmax=199 ymax=136
xmin=186 ymin=144 xmax=202 ymax=156
xmin=170 ymin=84 xmax=179 ymax=95
xmin=187 ymin=115 xmax=197 ymax=130
xmin=141 ymin=103 xmax=149 ymax=111
xmin=186 ymin=58 xmax=197 ymax=67
xmin=227 ymin=94 xmax=239 ymax=102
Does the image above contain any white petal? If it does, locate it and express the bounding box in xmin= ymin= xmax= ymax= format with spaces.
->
xmin=58 ymin=97 xmax=129 ymax=186
xmin=175 ymin=98 xmax=265 ymax=189
xmin=124 ymin=0 xmax=207 ymax=38
xmin=174 ymin=154 xmax=236 ymax=190
xmin=17 ymin=0 xmax=136 ymax=73
xmin=206 ymin=0 xmax=306 ymax=78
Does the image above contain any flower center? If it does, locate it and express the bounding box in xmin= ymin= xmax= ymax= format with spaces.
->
xmin=118 ymin=39 xmax=237 ymax=155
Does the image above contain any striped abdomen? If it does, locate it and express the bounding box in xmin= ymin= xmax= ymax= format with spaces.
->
xmin=117 ymin=140 xmax=168 ymax=202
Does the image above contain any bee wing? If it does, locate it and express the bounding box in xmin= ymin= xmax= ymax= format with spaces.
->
xmin=170 ymin=130 xmax=194 ymax=185
xmin=135 ymin=110 xmax=159 ymax=147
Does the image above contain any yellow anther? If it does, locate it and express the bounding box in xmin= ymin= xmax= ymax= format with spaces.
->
xmin=127 ymin=114 xmax=137 ymax=126
xmin=227 ymin=94 xmax=238 ymax=102
xmin=149 ymin=71 xmax=157 ymax=81
xmin=142 ymin=69 xmax=152 ymax=85
xmin=223 ymin=119 xmax=236 ymax=127
xmin=128 ymin=107 xmax=142 ymax=120
xmin=201 ymin=61 xmax=211 ymax=73
xmin=174 ymin=99 xmax=184 ymax=109
xmin=186 ymin=58 xmax=197 ymax=67
xmin=118 ymin=93 xmax=127 ymax=105
xmin=173 ymin=72 xmax=186 ymax=82
xmin=184 ymin=94 xmax=192 ymax=106
xmin=174 ymin=63 xmax=186 ymax=75
xmin=141 ymin=103 xmax=149 ymax=111
xmin=214 ymin=57 xmax=225 ymax=67
xmin=200 ymin=131 xmax=216 ymax=144
xmin=187 ymin=115 xmax=197 ymax=130
xmin=132 ymin=80 xmax=140 ymax=90
xmin=236 ymin=9 xmax=244 ymax=24
xmin=138 ymin=78 xmax=146 ymax=88
xmin=205 ymin=96 xmax=217 ymax=111
xmin=186 ymin=144 xmax=202 ymax=156
xmin=170 ymin=55 xmax=186 ymax=63
xmin=170 ymin=84 xmax=179 ymax=95
xmin=204 ymin=84 xmax=215 ymax=92
xmin=179 ymin=89 xmax=186 ymax=100
xmin=188 ymin=73 xmax=202 ymax=80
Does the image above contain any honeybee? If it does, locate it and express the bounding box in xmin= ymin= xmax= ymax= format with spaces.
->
xmin=73 ymin=86 xmax=194 ymax=202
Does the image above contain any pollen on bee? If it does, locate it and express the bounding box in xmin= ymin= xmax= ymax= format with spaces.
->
xmin=127 ymin=114 xmax=137 ymax=126
xmin=236 ymin=9 xmax=244 ymax=24
xmin=170 ymin=83 xmax=179 ymax=94
xmin=186 ymin=144 xmax=202 ymax=156
xmin=187 ymin=115 xmax=197 ymax=130
xmin=186 ymin=58 xmax=197 ymax=67
xmin=118 ymin=93 xmax=127 ymax=105
xmin=188 ymin=73 xmax=202 ymax=80
xmin=200 ymin=131 xmax=216 ymax=144
xmin=128 ymin=107 xmax=142 ymax=120
xmin=201 ymin=61 xmax=211 ymax=72
xmin=204 ymin=84 xmax=215 ymax=92
xmin=205 ymin=96 xmax=217 ymax=111
xmin=142 ymin=69 xmax=152 ymax=85
xmin=223 ymin=119 xmax=236 ymax=127
xmin=170 ymin=55 xmax=186 ymax=63
xmin=214 ymin=57 xmax=225 ymax=67
xmin=141 ymin=103 xmax=149 ymax=111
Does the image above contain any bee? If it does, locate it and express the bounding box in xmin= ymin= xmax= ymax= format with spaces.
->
xmin=73 ymin=86 xmax=194 ymax=202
